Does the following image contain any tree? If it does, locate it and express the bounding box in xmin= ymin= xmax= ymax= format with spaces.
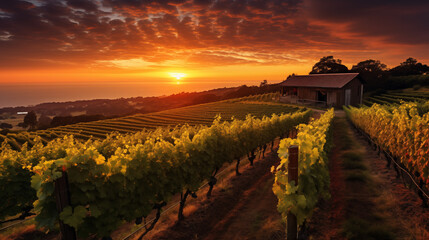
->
xmin=23 ymin=111 xmax=37 ymax=131
xmin=191 ymin=94 xmax=220 ymax=105
xmin=390 ymin=58 xmax=429 ymax=76
xmin=37 ymin=114 xmax=52 ymax=130
xmin=0 ymin=129 xmax=9 ymax=135
xmin=0 ymin=123 xmax=13 ymax=129
xmin=310 ymin=56 xmax=349 ymax=74
xmin=351 ymin=59 xmax=388 ymax=90
xmin=260 ymin=80 xmax=268 ymax=87
xmin=286 ymin=73 xmax=297 ymax=79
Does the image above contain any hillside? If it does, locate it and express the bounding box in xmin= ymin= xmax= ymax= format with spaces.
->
xmin=0 ymin=93 xmax=299 ymax=149
xmin=364 ymin=89 xmax=429 ymax=106
xmin=0 ymin=95 xmax=310 ymax=240
xmin=1 ymin=101 xmax=428 ymax=240
xmin=0 ymin=84 xmax=280 ymax=118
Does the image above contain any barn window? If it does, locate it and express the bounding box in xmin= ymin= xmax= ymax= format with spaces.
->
xmin=292 ymin=88 xmax=297 ymax=95
xmin=317 ymin=90 xmax=327 ymax=102
xmin=285 ymin=88 xmax=297 ymax=96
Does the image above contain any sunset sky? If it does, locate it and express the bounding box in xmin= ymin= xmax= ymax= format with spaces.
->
xmin=1 ymin=0 xmax=429 ymax=84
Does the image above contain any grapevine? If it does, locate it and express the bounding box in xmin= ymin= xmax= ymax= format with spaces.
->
xmin=272 ymin=109 xmax=334 ymax=228
xmin=345 ymin=102 xmax=429 ymax=184
xmin=0 ymin=109 xmax=312 ymax=238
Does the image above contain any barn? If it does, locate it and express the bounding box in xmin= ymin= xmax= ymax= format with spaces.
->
xmin=279 ymin=73 xmax=364 ymax=107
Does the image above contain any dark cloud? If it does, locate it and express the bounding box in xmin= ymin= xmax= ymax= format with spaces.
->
xmin=0 ymin=0 xmax=428 ymax=69
xmin=0 ymin=0 xmax=35 ymax=13
xmin=67 ymin=0 xmax=99 ymax=12
xmin=305 ymin=0 xmax=429 ymax=44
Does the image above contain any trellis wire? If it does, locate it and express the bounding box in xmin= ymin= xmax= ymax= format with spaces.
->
xmin=121 ymin=139 xmax=279 ymax=240
xmin=352 ymin=123 xmax=429 ymax=200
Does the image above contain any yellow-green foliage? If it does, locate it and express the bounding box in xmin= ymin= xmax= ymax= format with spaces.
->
xmin=272 ymin=109 xmax=334 ymax=226
xmin=345 ymin=102 xmax=429 ymax=183
xmin=1 ymin=109 xmax=312 ymax=238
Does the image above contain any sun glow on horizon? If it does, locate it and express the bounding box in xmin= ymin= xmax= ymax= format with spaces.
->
xmin=169 ymin=72 xmax=186 ymax=80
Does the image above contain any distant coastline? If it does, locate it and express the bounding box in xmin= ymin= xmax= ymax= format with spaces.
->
xmin=0 ymin=81 xmax=262 ymax=108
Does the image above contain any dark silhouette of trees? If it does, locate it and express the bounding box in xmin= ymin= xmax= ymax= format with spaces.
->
xmin=50 ymin=115 xmax=106 ymax=128
xmin=286 ymin=73 xmax=297 ymax=79
xmin=23 ymin=111 xmax=37 ymax=130
xmin=0 ymin=123 xmax=12 ymax=129
xmin=0 ymin=129 xmax=9 ymax=135
xmin=390 ymin=58 xmax=429 ymax=76
xmin=37 ymin=114 xmax=52 ymax=130
xmin=260 ymin=80 xmax=268 ymax=87
xmin=351 ymin=59 xmax=387 ymax=73
xmin=191 ymin=94 xmax=220 ymax=105
xmin=310 ymin=56 xmax=349 ymax=74
xmin=351 ymin=59 xmax=388 ymax=91
xmin=306 ymin=56 xmax=428 ymax=91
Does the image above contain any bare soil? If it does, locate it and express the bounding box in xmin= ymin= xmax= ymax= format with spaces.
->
xmin=148 ymin=144 xmax=285 ymax=240
xmin=307 ymin=116 xmax=429 ymax=240
xmin=305 ymin=117 xmax=347 ymax=239
xmin=354 ymin=127 xmax=429 ymax=239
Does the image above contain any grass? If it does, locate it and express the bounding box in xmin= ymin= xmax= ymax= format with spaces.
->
xmin=334 ymin=117 xmax=355 ymax=151
xmin=342 ymin=152 xmax=362 ymax=162
xmin=365 ymin=89 xmax=429 ymax=106
xmin=337 ymin=130 xmax=371 ymax=182
xmin=342 ymin=217 xmax=395 ymax=240
xmin=333 ymin=116 xmax=396 ymax=240
xmin=345 ymin=171 xmax=370 ymax=183
xmin=342 ymin=160 xmax=367 ymax=171
xmin=342 ymin=151 xmax=367 ymax=170
xmin=250 ymin=212 xmax=264 ymax=233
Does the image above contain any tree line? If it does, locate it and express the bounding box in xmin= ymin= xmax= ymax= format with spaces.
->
xmin=305 ymin=56 xmax=429 ymax=91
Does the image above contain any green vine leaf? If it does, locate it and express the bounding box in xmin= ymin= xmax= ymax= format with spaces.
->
xmin=59 ymin=205 xmax=87 ymax=229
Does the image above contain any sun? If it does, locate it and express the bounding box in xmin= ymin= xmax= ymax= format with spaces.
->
xmin=169 ymin=72 xmax=186 ymax=80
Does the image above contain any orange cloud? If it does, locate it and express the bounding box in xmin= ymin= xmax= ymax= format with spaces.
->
xmin=0 ymin=0 xmax=428 ymax=83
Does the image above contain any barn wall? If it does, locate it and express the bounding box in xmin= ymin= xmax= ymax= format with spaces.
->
xmin=284 ymin=87 xmax=343 ymax=107
xmin=337 ymin=88 xmax=344 ymax=107
xmin=342 ymin=78 xmax=363 ymax=106
xmin=297 ymin=87 xmax=316 ymax=100
xmin=327 ymin=91 xmax=336 ymax=106
xmin=280 ymin=77 xmax=363 ymax=107
xmin=327 ymin=89 xmax=340 ymax=107
xmin=298 ymin=87 xmax=343 ymax=107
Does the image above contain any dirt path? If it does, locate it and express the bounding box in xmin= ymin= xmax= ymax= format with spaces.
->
xmin=203 ymin=169 xmax=282 ymax=240
xmin=353 ymin=124 xmax=429 ymax=239
xmin=306 ymin=117 xmax=347 ymax=239
xmin=308 ymin=115 xmax=429 ymax=239
xmin=149 ymin=144 xmax=285 ymax=240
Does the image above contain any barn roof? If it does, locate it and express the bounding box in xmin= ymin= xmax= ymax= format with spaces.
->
xmin=279 ymin=73 xmax=360 ymax=88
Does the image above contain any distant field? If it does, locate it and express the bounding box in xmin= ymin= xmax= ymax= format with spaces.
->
xmin=364 ymin=90 xmax=429 ymax=106
xmin=0 ymin=115 xmax=25 ymax=130
xmin=0 ymin=93 xmax=304 ymax=149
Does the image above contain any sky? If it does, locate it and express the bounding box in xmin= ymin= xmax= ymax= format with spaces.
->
xmin=1 ymin=0 xmax=429 ymax=85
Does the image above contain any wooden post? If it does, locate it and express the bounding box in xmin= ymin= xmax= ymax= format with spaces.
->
xmin=54 ymin=171 xmax=77 ymax=240
xmin=287 ymin=145 xmax=298 ymax=240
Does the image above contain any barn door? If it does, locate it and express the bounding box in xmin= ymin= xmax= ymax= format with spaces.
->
xmin=345 ymin=89 xmax=351 ymax=106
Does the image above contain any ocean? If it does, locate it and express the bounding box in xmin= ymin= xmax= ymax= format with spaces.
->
xmin=0 ymin=81 xmax=260 ymax=108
